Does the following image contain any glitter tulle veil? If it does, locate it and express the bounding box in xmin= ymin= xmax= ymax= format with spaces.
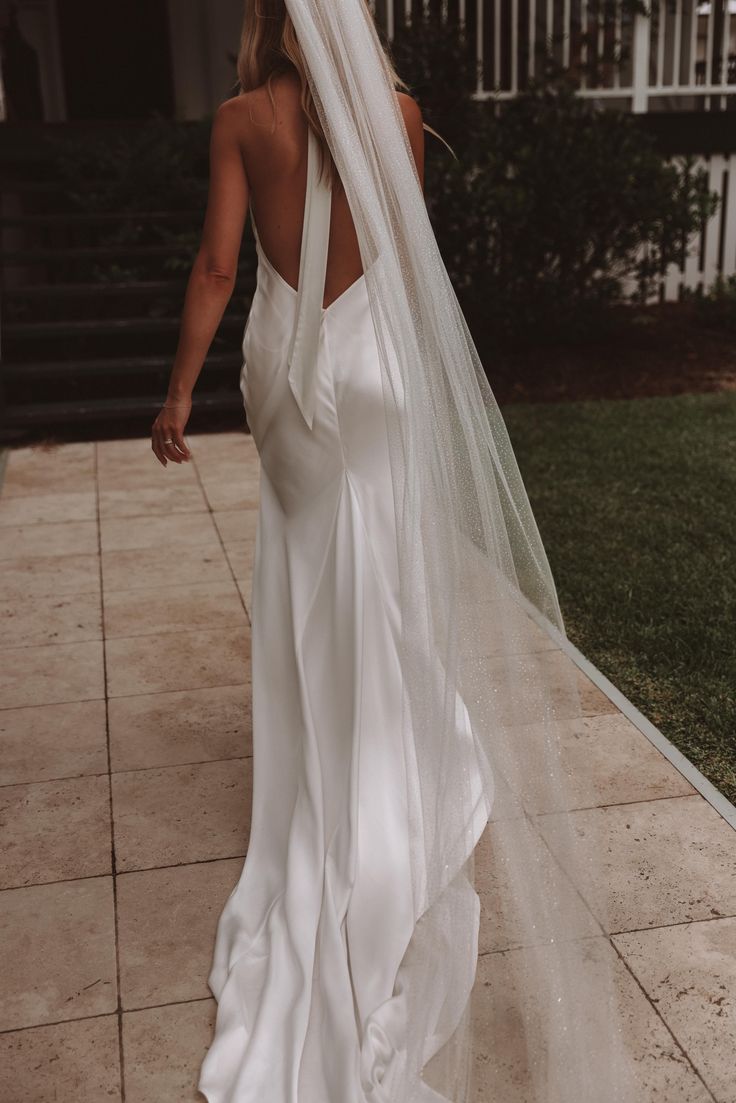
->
xmin=283 ymin=1 xmax=637 ymax=1098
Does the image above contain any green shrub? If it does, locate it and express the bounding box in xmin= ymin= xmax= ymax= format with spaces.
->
xmin=46 ymin=118 xmax=211 ymax=213
xmin=42 ymin=120 xmax=255 ymax=288
xmin=392 ymin=13 xmax=718 ymax=346
xmin=685 ymin=275 xmax=736 ymax=333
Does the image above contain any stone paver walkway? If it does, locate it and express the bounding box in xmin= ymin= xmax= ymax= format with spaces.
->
xmin=0 ymin=433 xmax=734 ymax=1102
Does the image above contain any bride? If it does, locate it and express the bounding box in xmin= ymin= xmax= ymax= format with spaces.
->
xmin=152 ymin=1 xmax=635 ymax=1101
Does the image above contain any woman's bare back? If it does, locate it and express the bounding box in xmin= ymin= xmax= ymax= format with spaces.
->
xmin=226 ymin=72 xmax=424 ymax=309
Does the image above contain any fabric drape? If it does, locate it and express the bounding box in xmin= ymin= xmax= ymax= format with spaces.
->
xmin=278 ymin=1 xmax=638 ymax=1100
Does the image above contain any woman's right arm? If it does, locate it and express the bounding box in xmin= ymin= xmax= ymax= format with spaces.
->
xmin=152 ymin=98 xmax=250 ymax=466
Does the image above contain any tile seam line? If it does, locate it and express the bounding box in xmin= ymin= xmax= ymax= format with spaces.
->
xmin=0 ymin=676 xmax=249 ymax=711
xmin=0 ymin=752 xmax=253 ymax=789
xmin=189 ymin=445 xmax=253 ymax=628
xmin=475 ymin=902 xmax=736 ymax=955
xmin=93 ymin=442 xmax=127 ymax=1103
xmin=0 ymin=620 xmax=249 ymax=653
xmin=0 ymin=507 xmax=208 ymax=530
xmin=0 ymin=853 xmax=248 ymax=892
xmin=522 ymin=593 xmax=736 ymax=832
xmin=0 ymin=1009 xmax=120 ymax=1038
xmin=0 ymin=762 xmax=680 ymax=805
xmin=1 ymin=851 xmax=249 ymax=892
xmin=0 ymin=995 xmax=214 ymax=1037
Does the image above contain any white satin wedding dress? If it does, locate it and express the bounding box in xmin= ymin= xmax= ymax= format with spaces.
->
xmin=198 ymin=127 xmax=489 ymax=1103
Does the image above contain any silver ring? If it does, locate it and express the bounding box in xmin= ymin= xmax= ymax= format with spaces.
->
xmin=163 ymin=438 xmax=174 ymax=444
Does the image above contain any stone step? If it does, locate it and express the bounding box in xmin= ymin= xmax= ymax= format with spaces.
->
xmin=0 ymin=210 xmax=202 ymax=228
xmin=4 ymin=279 xmax=250 ymax=303
xmin=2 ymin=243 xmax=197 ymax=264
xmin=3 ymin=280 xmax=190 ymax=304
xmin=2 ymin=391 xmax=243 ymax=428
xmin=2 ymin=353 xmax=241 ymax=382
xmin=4 ymin=315 xmax=247 ymax=340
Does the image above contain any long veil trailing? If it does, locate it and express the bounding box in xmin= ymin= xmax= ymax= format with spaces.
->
xmin=281 ymin=2 xmax=637 ymax=1100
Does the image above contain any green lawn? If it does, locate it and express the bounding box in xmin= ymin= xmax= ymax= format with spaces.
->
xmin=503 ymin=392 xmax=736 ymax=804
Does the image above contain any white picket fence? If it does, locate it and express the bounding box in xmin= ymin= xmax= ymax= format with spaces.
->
xmin=470 ymin=0 xmax=736 ymax=112
xmin=380 ymin=1 xmax=736 ymax=110
xmin=639 ymin=152 xmax=736 ymax=301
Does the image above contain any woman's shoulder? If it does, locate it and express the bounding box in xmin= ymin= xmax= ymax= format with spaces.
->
xmin=395 ymin=91 xmax=423 ymax=138
xmin=396 ymin=91 xmax=421 ymax=116
xmin=214 ymin=74 xmax=304 ymax=147
xmin=213 ymin=81 xmax=423 ymax=152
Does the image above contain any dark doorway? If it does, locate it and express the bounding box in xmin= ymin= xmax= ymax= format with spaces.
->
xmin=57 ymin=0 xmax=174 ymax=120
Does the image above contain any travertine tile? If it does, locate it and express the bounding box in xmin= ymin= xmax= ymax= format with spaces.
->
xmin=517 ymin=713 xmax=696 ymax=814
xmin=212 ymin=507 xmax=259 ymax=544
xmin=470 ymin=937 xmax=710 ymax=1102
xmin=100 ymin=511 xmax=220 ymax=553
xmin=109 ymin=683 xmax=251 ymax=772
xmin=96 ymin=437 xmax=198 ymax=481
xmin=614 ymin=917 xmax=736 ymax=1103
xmin=104 ymin=580 xmax=246 ymax=639
xmin=199 ymin=474 xmax=259 ymax=512
xmin=192 ymin=428 xmax=254 ymax=445
xmin=7 ymin=433 xmax=730 ymax=1103
xmin=189 ymin=431 xmax=255 ymax=463
xmin=538 ymin=795 xmax=736 ymax=934
xmin=98 ymin=484 xmax=206 ymax=520
xmin=0 ymin=639 xmax=104 ymax=710
xmin=475 ymin=818 xmax=600 ymax=954
xmin=123 ymin=999 xmax=216 ymax=1103
xmin=106 ymin=626 xmax=249 ymax=698
xmin=0 ymin=877 xmax=117 ymax=1030
xmin=0 ymin=590 xmax=102 ymax=649
xmin=97 ymin=437 xmax=164 ymax=464
xmin=112 ymin=758 xmax=251 ymax=871
xmin=2 ymin=443 xmax=95 ymax=498
xmin=0 ymin=775 xmax=110 ymax=889
xmin=0 ymin=552 xmax=100 ymax=600
xmin=0 ymin=491 xmax=96 ymax=526
xmin=0 ymin=1014 xmax=121 ymax=1102
xmin=102 ymin=542 xmax=231 ymax=593
xmin=117 ymin=858 xmax=242 ymax=1008
xmin=0 ymin=520 xmax=98 ymax=560
xmin=97 ymin=453 xmax=199 ymax=492
xmin=0 ymin=699 xmax=107 ymax=785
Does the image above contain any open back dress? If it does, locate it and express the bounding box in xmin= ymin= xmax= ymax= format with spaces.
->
xmin=197 ymin=123 xmax=487 ymax=1103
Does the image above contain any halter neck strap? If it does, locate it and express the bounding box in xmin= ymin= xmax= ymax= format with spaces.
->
xmin=286 ymin=126 xmax=331 ymax=430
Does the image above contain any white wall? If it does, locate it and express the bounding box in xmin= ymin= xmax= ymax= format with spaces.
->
xmin=167 ymin=0 xmax=243 ymax=120
xmin=13 ymin=0 xmax=67 ymax=121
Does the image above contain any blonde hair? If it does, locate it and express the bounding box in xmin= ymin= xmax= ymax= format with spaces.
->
xmin=236 ymin=0 xmax=407 ymax=185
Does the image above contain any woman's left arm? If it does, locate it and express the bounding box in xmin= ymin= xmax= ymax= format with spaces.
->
xmin=152 ymin=98 xmax=250 ymax=466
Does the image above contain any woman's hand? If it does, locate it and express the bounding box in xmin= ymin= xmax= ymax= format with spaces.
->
xmin=151 ymin=400 xmax=193 ymax=467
